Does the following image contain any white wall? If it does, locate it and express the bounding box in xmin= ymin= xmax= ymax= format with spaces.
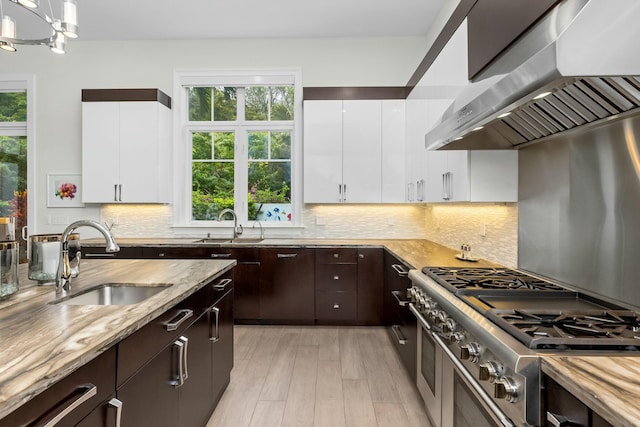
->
xmin=0 ymin=36 xmax=427 ymax=236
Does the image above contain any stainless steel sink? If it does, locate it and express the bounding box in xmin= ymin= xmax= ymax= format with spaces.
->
xmin=192 ymin=238 xmax=232 ymax=244
xmin=192 ymin=238 xmax=264 ymax=244
xmin=55 ymin=283 xmax=173 ymax=305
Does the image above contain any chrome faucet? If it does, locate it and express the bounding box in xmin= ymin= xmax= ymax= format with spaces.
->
xmin=252 ymin=221 xmax=264 ymax=239
xmin=217 ymin=208 xmax=243 ymax=239
xmin=55 ymin=220 xmax=120 ymax=294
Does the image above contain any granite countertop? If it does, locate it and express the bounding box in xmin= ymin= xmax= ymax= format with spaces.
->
xmin=82 ymin=237 xmax=501 ymax=269
xmin=541 ymin=356 xmax=640 ymax=427
xmin=0 ymin=258 xmax=235 ymax=420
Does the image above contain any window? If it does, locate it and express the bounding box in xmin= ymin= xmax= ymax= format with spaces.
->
xmin=173 ymin=70 xmax=301 ymax=228
xmin=0 ymin=76 xmax=33 ymax=262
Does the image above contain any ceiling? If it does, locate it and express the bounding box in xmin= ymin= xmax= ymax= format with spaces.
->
xmin=5 ymin=0 xmax=448 ymax=41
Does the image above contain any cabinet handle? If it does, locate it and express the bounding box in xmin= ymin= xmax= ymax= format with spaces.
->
xmin=392 ymin=290 xmax=409 ymax=307
xmin=546 ymin=412 xmax=580 ymax=427
xmin=358 ymin=253 xmax=364 ymax=259
xmin=343 ymin=184 xmax=347 ymax=202
xmin=84 ymin=253 xmax=117 ymax=258
xmin=165 ymin=309 xmax=193 ymax=331
xmin=407 ymin=182 xmax=414 ymax=202
xmin=214 ymin=278 xmax=232 ymax=290
xmin=391 ymin=263 xmax=409 ymax=277
xmin=158 ymin=252 xmax=166 ymax=257
xmin=211 ymin=253 xmax=232 ymax=258
xmin=391 ymin=325 xmax=407 ymax=345
xmin=171 ymin=339 xmax=185 ymax=388
xmin=333 ymin=275 xmax=339 ymax=280
xmin=107 ymin=398 xmax=123 ymax=427
xmin=416 ymin=179 xmax=424 ymax=202
xmin=210 ymin=306 xmax=220 ymax=342
xmin=114 ymin=184 xmax=118 ymax=202
xmin=442 ymin=172 xmax=452 ymax=200
xmin=338 ymin=184 xmax=342 ymax=202
xmin=333 ymin=253 xmax=339 ymax=258
xmin=40 ymin=384 xmax=97 ymax=427
xmin=333 ymin=304 xmax=340 ymax=309
xmin=118 ymin=184 xmax=122 ymax=202
xmin=277 ymin=253 xmax=297 ymax=258
xmin=179 ymin=335 xmax=189 ymax=382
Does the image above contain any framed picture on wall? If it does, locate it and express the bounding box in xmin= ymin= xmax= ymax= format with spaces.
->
xmin=47 ymin=174 xmax=84 ymax=208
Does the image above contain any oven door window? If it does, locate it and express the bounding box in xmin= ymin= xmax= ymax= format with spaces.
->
xmin=453 ymin=371 xmax=501 ymax=427
xmin=421 ymin=327 xmax=437 ymax=394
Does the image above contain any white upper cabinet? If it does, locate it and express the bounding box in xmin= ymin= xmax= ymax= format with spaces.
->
xmin=381 ymin=100 xmax=406 ymax=203
xmin=82 ymin=89 xmax=172 ymax=204
xmin=304 ymin=99 xmax=404 ymax=204
xmin=425 ymin=150 xmax=518 ymax=203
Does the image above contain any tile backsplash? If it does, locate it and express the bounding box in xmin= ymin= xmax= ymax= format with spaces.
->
xmin=100 ymin=202 xmax=518 ymax=266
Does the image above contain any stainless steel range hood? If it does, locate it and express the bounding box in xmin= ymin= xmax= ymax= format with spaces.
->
xmin=425 ymin=0 xmax=640 ymax=150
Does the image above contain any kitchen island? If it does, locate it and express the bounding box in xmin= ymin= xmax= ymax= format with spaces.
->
xmin=0 ymin=258 xmax=235 ymax=422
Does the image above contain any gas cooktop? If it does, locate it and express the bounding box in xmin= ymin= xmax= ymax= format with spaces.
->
xmin=421 ymin=266 xmax=640 ymax=350
xmin=422 ymin=267 xmax=566 ymax=293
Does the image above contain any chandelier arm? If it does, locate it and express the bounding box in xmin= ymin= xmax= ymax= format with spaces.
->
xmin=6 ymin=0 xmax=57 ymax=41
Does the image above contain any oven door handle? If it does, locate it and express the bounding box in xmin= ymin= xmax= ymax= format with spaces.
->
xmin=431 ymin=330 xmax=516 ymax=427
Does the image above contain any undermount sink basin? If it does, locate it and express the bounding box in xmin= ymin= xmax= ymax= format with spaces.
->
xmin=55 ymin=283 xmax=173 ymax=305
xmin=192 ymin=238 xmax=264 ymax=244
xmin=192 ymin=238 xmax=232 ymax=244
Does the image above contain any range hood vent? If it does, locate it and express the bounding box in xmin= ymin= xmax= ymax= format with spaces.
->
xmin=425 ymin=0 xmax=640 ymax=150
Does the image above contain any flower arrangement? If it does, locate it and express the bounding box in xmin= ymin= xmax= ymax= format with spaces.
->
xmin=55 ymin=182 xmax=77 ymax=200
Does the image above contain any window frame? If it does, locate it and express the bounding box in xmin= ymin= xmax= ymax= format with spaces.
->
xmin=172 ymin=69 xmax=303 ymax=232
xmin=0 ymin=75 xmax=35 ymax=239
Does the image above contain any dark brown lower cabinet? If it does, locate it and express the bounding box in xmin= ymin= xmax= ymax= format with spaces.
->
xmin=383 ymin=250 xmax=416 ymax=379
xmin=357 ymin=248 xmax=384 ymax=325
xmin=211 ymin=287 xmax=234 ymax=405
xmin=544 ymin=376 xmax=613 ymax=427
xmin=259 ymin=248 xmax=315 ymax=322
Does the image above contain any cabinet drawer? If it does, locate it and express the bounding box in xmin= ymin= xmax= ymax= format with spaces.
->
xmin=316 ymin=248 xmax=358 ymax=264
xmin=117 ymin=287 xmax=205 ymax=386
xmin=0 ymin=348 xmax=116 ymax=427
xmin=141 ymin=247 xmax=209 ymax=259
xmin=316 ymin=265 xmax=357 ymax=292
xmin=316 ymin=291 xmax=357 ymax=321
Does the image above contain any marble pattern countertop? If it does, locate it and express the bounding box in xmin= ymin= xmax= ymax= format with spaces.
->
xmin=0 ymin=258 xmax=235 ymax=420
xmin=542 ymin=356 xmax=640 ymax=427
xmin=82 ymin=237 xmax=500 ymax=269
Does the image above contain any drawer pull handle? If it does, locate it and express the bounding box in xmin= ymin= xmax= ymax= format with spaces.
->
xmin=211 ymin=253 xmax=232 ymax=258
xmin=333 ymin=253 xmax=339 ymax=258
xmin=171 ymin=339 xmax=185 ymax=388
xmin=333 ymin=304 xmax=340 ymax=309
xmin=166 ymin=309 xmax=193 ymax=331
xmin=40 ymin=384 xmax=97 ymax=427
xmin=391 ymin=325 xmax=407 ymax=345
xmin=214 ymin=278 xmax=232 ymax=290
xmin=84 ymin=253 xmax=117 ymax=258
xmin=392 ymin=290 xmax=409 ymax=307
xmin=391 ymin=264 xmax=409 ymax=277
xmin=158 ymin=253 xmax=166 ymax=257
xmin=333 ymin=275 xmax=339 ymax=280
xmin=277 ymin=253 xmax=297 ymax=258
xmin=546 ymin=412 xmax=578 ymax=427
xmin=108 ymin=398 xmax=123 ymax=427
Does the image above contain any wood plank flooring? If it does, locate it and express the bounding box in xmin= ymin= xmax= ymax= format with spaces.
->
xmin=206 ymin=325 xmax=432 ymax=427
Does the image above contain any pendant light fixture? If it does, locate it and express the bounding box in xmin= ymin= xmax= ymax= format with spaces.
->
xmin=0 ymin=0 xmax=78 ymax=54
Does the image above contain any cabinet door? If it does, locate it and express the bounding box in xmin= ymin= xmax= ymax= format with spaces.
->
xmin=119 ymin=102 xmax=165 ymax=203
xmin=445 ymin=150 xmax=470 ymax=202
xmin=404 ymin=99 xmax=430 ymax=202
xmin=425 ymin=150 xmax=449 ymax=202
xmin=381 ymin=100 xmax=406 ymax=203
xmin=342 ymin=100 xmax=382 ymax=203
xmin=211 ymin=289 xmax=234 ymax=406
xmin=82 ymin=102 xmax=120 ymax=203
xmin=259 ymin=248 xmax=315 ymax=321
xmin=303 ymin=100 xmax=343 ymax=203
xmin=357 ymin=248 xmax=384 ymax=325
xmin=75 ymin=396 xmax=120 ymax=427
xmin=117 ymin=344 xmax=180 ymax=427
xmin=179 ymin=314 xmax=214 ymax=427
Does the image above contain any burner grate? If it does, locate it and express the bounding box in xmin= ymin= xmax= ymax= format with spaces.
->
xmin=422 ymin=267 xmax=566 ymax=293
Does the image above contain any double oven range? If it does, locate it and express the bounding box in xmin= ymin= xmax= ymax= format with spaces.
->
xmin=408 ymin=267 xmax=640 ymax=427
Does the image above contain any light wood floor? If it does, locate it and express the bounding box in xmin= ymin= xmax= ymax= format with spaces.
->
xmin=206 ymin=325 xmax=433 ymax=427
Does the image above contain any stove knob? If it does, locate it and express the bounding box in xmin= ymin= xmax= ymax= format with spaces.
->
xmin=494 ymin=376 xmax=519 ymax=403
xmin=478 ymin=361 xmax=503 ymax=383
xmin=442 ymin=318 xmax=457 ymax=334
xmin=449 ymin=331 xmax=465 ymax=344
xmin=460 ymin=342 xmax=481 ymax=363
xmin=427 ymin=309 xmax=440 ymax=323
xmin=436 ymin=311 xmax=448 ymax=325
